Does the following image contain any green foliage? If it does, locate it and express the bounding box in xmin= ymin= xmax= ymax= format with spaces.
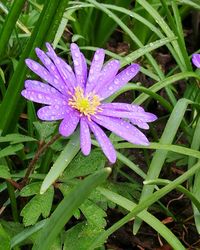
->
xmin=33 ymin=121 xmax=57 ymax=141
xmin=0 ymin=165 xmax=11 ymax=179
xmin=20 ymin=184 xmax=54 ymax=226
xmin=60 ymin=148 xmax=106 ymax=180
xmin=0 ymin=0 xmax=200 ymax=248
xmin=0 ymin=224 xmax=10 ymax=250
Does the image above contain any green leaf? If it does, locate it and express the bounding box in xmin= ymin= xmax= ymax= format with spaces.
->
xmin=63 ymin=222 xmax=104 ymax=250
xmin=21 ymin=186 xmax=54 ymax=226
xmin=0 ymin=144 xmax=24 ymax=159
xmin=80 ymin=200 xmax=107 ymax=229
xmin=0 ymin=224 xmax=10 ymax=250
xmin=20 ymin=182 xmax=42 ymax=197
xmin=0 ymin=165 xmax=11 ymax=179
xmin=60 ymin=149 xmax=106 ymax=180
xmin=33 ymin=168 xmax=111 ymax=250
xmin=33 ymin=121 xmax=57 ymax=141
xmin=0 ymin=133 xmax=37 ymax=144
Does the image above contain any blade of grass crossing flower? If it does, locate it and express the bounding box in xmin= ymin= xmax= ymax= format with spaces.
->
xmin=33 ymin=168 xmax=111 ymax=250
xmin=89 ymin=160 xmax=200 ymax=250
xmin=96 ymin=187 xmax=185 ymax=250
xmin=40 ymin=132 xmax=80 ymax=194
xmin=133 ymin=98 xmax=194 ymax=234
xmin=0 ymin=0 xmax=26 ymax=57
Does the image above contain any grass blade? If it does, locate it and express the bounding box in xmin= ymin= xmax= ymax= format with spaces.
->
xmin=33 ymin=168 xmax=111 ymax=250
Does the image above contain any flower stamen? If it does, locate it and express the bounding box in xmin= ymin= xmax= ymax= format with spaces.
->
xmin=68 ymin=86 xmax=101 ymax=119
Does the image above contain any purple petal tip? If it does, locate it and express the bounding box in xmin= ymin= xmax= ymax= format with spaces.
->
xmin=192 ymin=54 xmax=200 ymax=68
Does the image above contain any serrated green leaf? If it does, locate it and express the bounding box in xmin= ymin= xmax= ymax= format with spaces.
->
xmin=0 ymin=224 xmax=10 ymax=250
xmin=60 ymin=149 xmax=106 ymax=180
xmin=0 ymin=165 xmax=11 ymax=179
xmin=63 ymin=222 xmax=104 ymax=250
xmin=33 ymin=121 xmax=57 ymax=140
xmin=80 ymin=200 xmax=107 ymax=230
xmin=20 ymin=182 xmax=42 ymax=197
xmin=33 ymin=168 xmax=111 ymax=250
xmin=0 ymin=144 xmax=24 ymax=158
xmin=21 ymin=186 xmax=54 ymax=226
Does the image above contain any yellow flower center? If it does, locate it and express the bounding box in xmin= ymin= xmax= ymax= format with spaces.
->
xmin=68 ymin=86 xmax=101 ymax=119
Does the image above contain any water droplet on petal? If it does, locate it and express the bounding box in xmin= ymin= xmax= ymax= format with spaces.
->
xmin=94 ymin=54 xmax=99 ymax=60
xmin=33 ymin=63 xmax=38 ymax=70
xmin=74 ymin=60 xmax=79 ymax=66
xmin=38 ymin=94 xmax=42 ymax=99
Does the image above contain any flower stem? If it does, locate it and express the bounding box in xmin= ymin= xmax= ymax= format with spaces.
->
xmin=21 ymin=134 xmax=61 ymax=187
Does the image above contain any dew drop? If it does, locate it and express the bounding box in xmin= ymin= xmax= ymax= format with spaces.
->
xmin=94 ymin=54 xmax=99 ymax=60
xmin=33 ymin=63 xmax=38 ymax=70
xmin=38 ymin=94 xmax=42 ymax=99
xmin=74 ymin=60 xmax=79 ymax=66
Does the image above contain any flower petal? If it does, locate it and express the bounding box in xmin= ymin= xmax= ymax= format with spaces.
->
xmin=21 ymin=89 xmax=67 ymax=105
xmin=100 ymin=103 xmax=157 ymax=128
xmin=192 ymin=54 xmax=200 ymax=68
xmin=59 ymin=111 xmax=80 ymax=137
xmin=70 ymin=43 xmax=87 ymax=88
xmin=25 ymin=59 xmax=65 ymax=93
xmin=45 ymin=43 xmax=77 ymax=91
xmin=88 ymin=120 xmax=116 ymax=163
xmin=37 ymin=105 xmax=70 ymax=121
xmin=85 ymin=49 xmax=105 ymax=94
xmin=35 ymin=48 xmax=68 ymax=93
xmin=93 ymin=60 xmax=120 ymax=94
xmin=93 ymin=115 xmax=149 ymax=145
xmin=25 ymin=80 xmax=63 ymax=97
xmin=80 ymin=117 xmax=91 ymax=155
xmin=98 ymin=64 xmax=140 ymax=100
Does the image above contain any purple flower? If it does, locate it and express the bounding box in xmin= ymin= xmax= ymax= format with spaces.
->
xmin=192 ymin=54 xmax=200 ymax=68
xmin=22 ymin=43 xmax=157 ymax=163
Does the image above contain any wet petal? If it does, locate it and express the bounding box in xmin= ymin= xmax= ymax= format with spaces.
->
xmin=86 ymin=49 xmax=105 ymax=94
xmin=25 ymin=80 xmax=63 ymax=97
xmin=35 ymin=48 xmax=68 ymax=93
xmin=80 ymin=117 xmax=91 ymax=155
xmin=93 ymin=60 xmax=120 ymax=94
xmin=192 ymin=54 xmax=200 ymax=68
xmin=100 ymin=103 xmax=144 ymax=113
xmin=93 ymin=115 xmax=149 ymax=145
xmin=98 ymin=64 xmax=140 ymax=100
xmin=37 ymin=105 xmax=70 ymax=121
xmin=130 ymin=119 xmax=149 ymax=129
xmin=88 ymin=120 xmax=116 ymax=163
xmin=100 ymin=103 xmax=157 ymax=123
xmin=70 ymin=43 xmax=87 ymax=88
xmin=21 ymin=89 xmax=67 ymax=105
xmin=45 ymin=43 xmax=77 ymax=91
xmin=59 ymin=111 xmax=80 ymax=137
